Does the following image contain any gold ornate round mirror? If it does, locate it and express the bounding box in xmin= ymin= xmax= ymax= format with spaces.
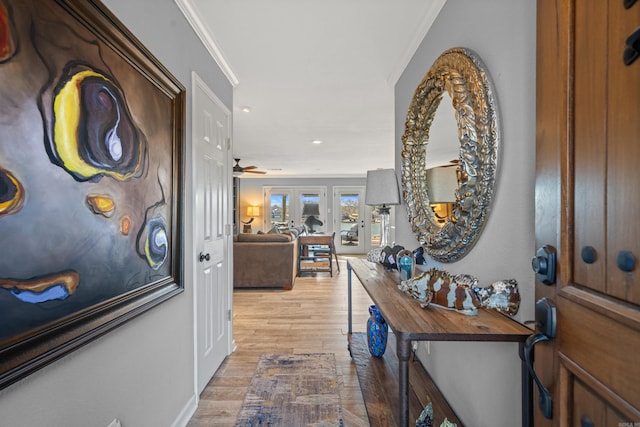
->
xmin=401 ymin=47 xmax=499 ymax=262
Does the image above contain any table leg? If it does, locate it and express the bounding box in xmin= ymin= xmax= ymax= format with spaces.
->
xmin=520 ymin=341 xmax=533 ymax=427
xmin=347 ymin=262 xmax=352 ymax=336
xmin=397 ymin=336 xmax=412 ymax=427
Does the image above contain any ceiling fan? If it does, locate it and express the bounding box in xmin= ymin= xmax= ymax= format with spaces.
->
xmin=233 ymin=158 xmax=266 ymax=175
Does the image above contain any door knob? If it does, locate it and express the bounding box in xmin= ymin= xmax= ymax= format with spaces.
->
xmin=199 ymin=252 xmax=210 ymax=262
xmin=532 ymin=245 xmax=557 ymax=285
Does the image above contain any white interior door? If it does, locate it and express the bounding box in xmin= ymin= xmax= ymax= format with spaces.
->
xmin=193 ymin=73 xmax=231 ymax=394
xmin=333 ymin=186 xmax=367 ymax=254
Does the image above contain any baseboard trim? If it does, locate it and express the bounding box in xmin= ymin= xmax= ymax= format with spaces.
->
xmin=172 ymin=393 xmax=198 ymax=427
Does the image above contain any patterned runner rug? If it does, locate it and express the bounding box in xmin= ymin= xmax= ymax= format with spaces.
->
xmin=235 ymin=353 xmax=344 ymax=427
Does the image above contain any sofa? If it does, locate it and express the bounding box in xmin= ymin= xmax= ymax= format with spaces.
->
xmin=233 ymin=227 xmax=303 ymax=289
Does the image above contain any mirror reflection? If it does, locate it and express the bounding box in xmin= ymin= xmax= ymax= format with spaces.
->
xmin=425 ymin=93 xmax=459 ymax=225
xmin=426 ymin=165 xmax=458 ymax=225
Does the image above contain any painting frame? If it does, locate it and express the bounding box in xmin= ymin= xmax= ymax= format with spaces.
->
xmin=0 ymin=0 xmax=185 ymax=390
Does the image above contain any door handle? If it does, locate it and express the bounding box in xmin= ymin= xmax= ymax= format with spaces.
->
xmin=199 ymin=252 xmax=210 ymax=262
xmin=624 ymin=27 xmax=640 ymax=66
xmin=523 ymin=297 xmax=556 ymax=419
xmin=524 ymin=333 xmax=553 ymax=419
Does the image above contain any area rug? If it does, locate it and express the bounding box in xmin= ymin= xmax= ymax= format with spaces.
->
xmin=235 ymin=353 xmax=344 ymax=427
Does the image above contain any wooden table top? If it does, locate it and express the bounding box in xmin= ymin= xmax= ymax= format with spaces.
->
xmin=299 ymin=234 xmax=334 ymax=245
xmin=348 ymin=258 xmax=533 ymax=342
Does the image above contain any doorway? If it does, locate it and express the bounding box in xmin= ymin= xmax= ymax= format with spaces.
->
xmin=333 ymin=186 xmax=368 ymax=254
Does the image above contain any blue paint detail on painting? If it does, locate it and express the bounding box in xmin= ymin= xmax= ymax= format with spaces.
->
xmin=10 ymin=284 xmax=70 ymax=303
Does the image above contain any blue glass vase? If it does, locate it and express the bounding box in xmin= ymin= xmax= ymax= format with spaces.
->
xmin=367 ymin=305 xmax=388 ymax=357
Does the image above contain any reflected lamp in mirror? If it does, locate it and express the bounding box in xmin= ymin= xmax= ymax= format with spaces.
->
xmin=302 ymin=203 xmax=323 ymax=234
xmin=426 ymin=166 xmax=458 ymax=224
xmin=243 ymin=206 xmax=260 ymax=233
xmin=365 ymin=169 xmax=401 ymax=247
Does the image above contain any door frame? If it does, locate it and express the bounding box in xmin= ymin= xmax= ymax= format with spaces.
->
xmin=191 ymin=71 xmax=234 ymax=396
xmin=332 ymin=186 xmax=368 ymax=254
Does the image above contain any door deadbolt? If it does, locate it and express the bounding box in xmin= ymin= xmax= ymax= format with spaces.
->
xmin=532 ymin=245 xmax=557 ymax=285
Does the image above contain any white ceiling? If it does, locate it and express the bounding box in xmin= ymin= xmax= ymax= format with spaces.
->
xmin=179 ymin=0 xmax=446 ymax=178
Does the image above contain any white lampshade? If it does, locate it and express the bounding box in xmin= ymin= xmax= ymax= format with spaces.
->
xmin=246 ymin=206 xmax=260 ymax=217
xmin=426 ymin=166 xmax=458 ymax=203
xmin=365 ymin=169 xmax=400 ymax=206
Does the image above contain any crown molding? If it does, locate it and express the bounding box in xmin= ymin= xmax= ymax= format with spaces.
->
xmin=174 ymin=0 xmax=239 ymax=87
xmin=386 ymin=0 xmax=447 ymax=87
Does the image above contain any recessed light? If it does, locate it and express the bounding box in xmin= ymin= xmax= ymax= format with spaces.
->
xmin=311 ymin=139 xmax=323 ymax=144
xmin=241 ymin=106 xmax=251 ymax=113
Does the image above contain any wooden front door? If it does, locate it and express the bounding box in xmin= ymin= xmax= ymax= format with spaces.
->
xmin=535 ymin=1 xmax=640 ymax=426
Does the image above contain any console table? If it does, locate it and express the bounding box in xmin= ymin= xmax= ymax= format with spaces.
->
xmin=347 ymin=258 xmax=533 ymax=427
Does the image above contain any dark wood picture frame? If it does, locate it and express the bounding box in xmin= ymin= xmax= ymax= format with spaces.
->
xmin=0 ymin=0 xmax=185 ymax=390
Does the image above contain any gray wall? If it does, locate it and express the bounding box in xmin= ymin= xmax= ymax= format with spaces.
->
xmin=394 ymin=0 xmax=536 ymax=425
xmin=0 ymin=1 xmax=232 ymax=426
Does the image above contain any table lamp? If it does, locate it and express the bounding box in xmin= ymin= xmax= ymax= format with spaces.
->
xmin=365 ymin=169 xmax=400 ymax=247
xmin=243 ymin=206 xmax=260 ymax=233
xmin=302 ymin=203 xmax=322 ymax=233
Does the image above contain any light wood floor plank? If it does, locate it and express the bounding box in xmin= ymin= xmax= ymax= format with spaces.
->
xmin=187 ymin=257 xmax=374 ymax=427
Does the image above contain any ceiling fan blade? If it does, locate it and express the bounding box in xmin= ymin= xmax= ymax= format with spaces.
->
xmin=233 ymin=158 xmax=265 ymax=174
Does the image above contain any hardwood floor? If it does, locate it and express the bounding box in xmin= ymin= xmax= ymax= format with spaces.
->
xmin=187 ymin=256 xmax=374 ymax=427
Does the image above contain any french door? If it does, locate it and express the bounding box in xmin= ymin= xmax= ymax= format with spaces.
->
xmin=264 ymin=186 xmax=327 ymax=233
xmin=333 ymin=186 xmax=367 ymax=254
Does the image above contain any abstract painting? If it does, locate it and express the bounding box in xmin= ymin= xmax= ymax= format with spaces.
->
xmin=0 ymin=0 xmax=185 ymax=389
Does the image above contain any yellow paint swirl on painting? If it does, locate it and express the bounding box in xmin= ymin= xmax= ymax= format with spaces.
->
xmin=53 ymin=69 xmax=141 ymax=181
